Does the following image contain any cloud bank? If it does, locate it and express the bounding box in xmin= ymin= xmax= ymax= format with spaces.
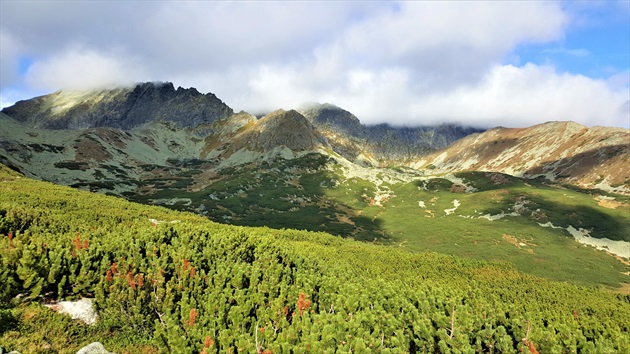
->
xmin=1 ymin=1 xmax=628 ymax=128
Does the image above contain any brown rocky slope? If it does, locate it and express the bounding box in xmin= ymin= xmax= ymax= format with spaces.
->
xmin=412 ymin=121 xmax=630 ymax=193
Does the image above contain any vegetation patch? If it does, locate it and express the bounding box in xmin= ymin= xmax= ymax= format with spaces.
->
xmin=54 ymin=161 xmax=90 ymax=170
xmin=0 ymin=164 xmax=629 ymax=352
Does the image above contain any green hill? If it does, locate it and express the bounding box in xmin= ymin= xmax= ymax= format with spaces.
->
xmin=1 ymin=164 xmax=629 ymax=353
xmin=124 ymin=153 xmax=629 ymax=289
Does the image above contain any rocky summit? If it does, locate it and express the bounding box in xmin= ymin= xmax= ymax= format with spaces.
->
xmin=1 ymin=82 xmax=233 ymax=130
xmin=230 ymin=109 xmax=325 ymax=153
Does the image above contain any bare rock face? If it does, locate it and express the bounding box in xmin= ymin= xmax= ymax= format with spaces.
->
xmin=299 ymin=103 xmax=364 ymax=137
xmin=2 ymin=82 xmax=233 ymax=130
xmin=251 ymin=109 xmax=324 ymax=151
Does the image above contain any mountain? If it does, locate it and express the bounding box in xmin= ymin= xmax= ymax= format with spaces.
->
xmin=219 ymin=109 xmax=326 ymax=158
xmin=299 ymin=102 xmax=365 ymax=136
xmin=0 ymin=82 xmax=628 ymax=289
xmin=1 ymin=163 xmax=629 ymax=353
xmin=1 ymin=83 xmax=629 ymax=352
xmin=1 ymin=82 xmax=233 ymax=130
xmin=412 ymin=121 xmax=630 ymax=194
xmin=0 ymin=83 xmax=484 ymax=189
xmin=299 ymin=103 xmax=481 ymax=163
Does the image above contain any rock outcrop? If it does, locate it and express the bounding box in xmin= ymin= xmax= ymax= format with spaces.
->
xmin=44 ymin=298 xmax=98 ymax=325
xmin=299 ymin=103 xmax=364 ymax=137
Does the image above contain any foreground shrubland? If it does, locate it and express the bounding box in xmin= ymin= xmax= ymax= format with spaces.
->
xmin=0 ymin=165 xmax=628 ymax=353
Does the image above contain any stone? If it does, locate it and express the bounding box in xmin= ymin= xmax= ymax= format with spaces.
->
xmin=76 ymin=342 xmax=113 ymax=354
xmin=45 ymin=298 xmax=98 ymax=325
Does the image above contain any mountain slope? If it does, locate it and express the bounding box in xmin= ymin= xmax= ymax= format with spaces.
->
xmin=1 ymin=82 xmax=233 ymax=130
xmin=413 ymin=121 xmax=630 ymax=194
xmin=221 ymin=109 xmax=326 ymax=157
xmin=299 ymin=103 xmax=482 ymax=164
xmin=0 ymin=84 xmax=628 ymax=291
xmin=1 ymin=164 xmax=629 ymax=353
xmin=0 ymin=111 xmax=208 ymax=190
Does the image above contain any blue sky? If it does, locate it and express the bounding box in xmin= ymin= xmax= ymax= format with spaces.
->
xmin=1 ymin=1 xmax=628 ymax=128
xmin=515 ymin=1 xmax=629 ymax=81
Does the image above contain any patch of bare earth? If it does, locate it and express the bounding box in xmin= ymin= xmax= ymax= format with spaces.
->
xmin=94 ymin=128 xmax=129 ymax=149
xmin=595 ymin=196 xmax=629 ymax=209
xmin=336 ymin=214 xmax=355 ymax=226
xmin=487 ymin=172 xmax=511 ymax=185
xmin=502 ymin=234 xmax=536 ymax=253
xmin=74 ymin=137 xmax=112 ymax=162
xmin=606 ymin=283 xmax=630 ymax=295
xmin=136 ymin=184 xmax=158 ymax=196
xmin=449 ymin=184 xmax=466 ymax=193
xmin=615 ymin=256 xmax=630 ymax=267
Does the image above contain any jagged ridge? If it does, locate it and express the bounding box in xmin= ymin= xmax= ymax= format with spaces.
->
xmin=1 ymin=82 xmax=233 ymax=130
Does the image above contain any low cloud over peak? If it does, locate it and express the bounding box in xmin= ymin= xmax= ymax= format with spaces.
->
xmin=1 ymin=1 xmax=628 ymax=128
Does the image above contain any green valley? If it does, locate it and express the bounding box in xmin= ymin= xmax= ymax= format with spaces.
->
xmin=115 ymin=153 xmax=629 ymax=290
xmin=1 ymin=164 xmax=629 ymax=353
xmin=1 ymin=83 xmax=629 ymax=353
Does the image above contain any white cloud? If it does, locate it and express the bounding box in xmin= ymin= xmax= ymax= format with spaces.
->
xmin=24 ymin=47 xmax=147 ymax=90
xmin=310 ymin=1 xmax=567 ymax=89
xmin=0 ymin=30 xmax=23 ymax=90
xmin=387 ymin=64 xmax=629 ymax=128
xmin=219 ymin=62 xmax=629 ymax=129
xmin=1 ymin=1 xmax=627 ymax=128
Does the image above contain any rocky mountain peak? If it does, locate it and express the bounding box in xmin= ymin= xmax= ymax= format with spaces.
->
xmin=245 ymin=109 xmax=324 ymax=152
xmin=298 ymin=103 xmax=364 ymax=137
xmin=1 ymin=82 xmax=233 ymax=130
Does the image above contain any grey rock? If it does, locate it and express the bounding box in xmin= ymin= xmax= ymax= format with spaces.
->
xmin=299 ymin=102 xmax=365 ymax=137
xmin=0 ymin=347 xmax=21 ymax=354
xmin=44 ymin=298 xmax=98 ymax=325
xmin=76 ymin=342 xmax=113 ymax=354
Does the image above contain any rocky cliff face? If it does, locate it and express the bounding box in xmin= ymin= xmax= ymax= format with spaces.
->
xmin=1 ymin=82 xmax=233 ymax=130
xmin=413 ymin=121 xmax=630 ymax=193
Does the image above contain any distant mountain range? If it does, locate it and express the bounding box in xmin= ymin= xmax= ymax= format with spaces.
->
xmin=1 ymin=81 xmax=628 ymax=285
xmin=0 ymin=81 xmax=628 ymax=195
